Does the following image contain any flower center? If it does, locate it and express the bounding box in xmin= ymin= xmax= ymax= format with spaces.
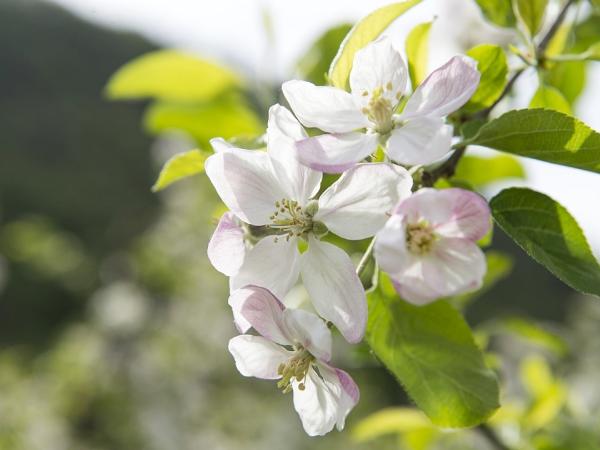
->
xmin=267 ymin=199 xmax=326 ymax=241
xmin=361 ymin=85 xmax=395 ymax=134
xmin=406 ymin=221 xmax=436 ymax=255
xmin=277 ymin=347 xmax=315 ymax=393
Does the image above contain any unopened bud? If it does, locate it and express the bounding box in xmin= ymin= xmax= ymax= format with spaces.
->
xmin=312 ymin=221 xmax=328 ymax=238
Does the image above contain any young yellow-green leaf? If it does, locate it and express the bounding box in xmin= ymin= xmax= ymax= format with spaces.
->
xmin=529 ymin=84 xmax=571 ymax=114
xmin=544 ymin=60 xmax=586 ymax=104
xmin=473 ymin=0 xmax=516 ymax=28
xmin=499 ymin=317 xmax=568 ymax=355
xmin=465 ymin=109 xmax=600 ymax=173
xmin=513 ymin=0 xmax=548 ymax=37
xmin=353 ymin=407 xmax=432 ymax=442
xmin=152 ymin=149 xmax=206 ymax=192
xmin=582 ymin=42 xmax=600 ymax=60
xmin=490 ymin=187 xmax=600 ymax=296
xmin=454 ymin=154 xmax=525 ymax=188
xmin=144 ymin=97 xmax=263 ymax=147
xmin=405 ymin=21 xmax=432 ymax=90
xmin=106 ymin=50 xmax=242 ymax=102
xmin=545 ymin=23 xmax=572 ymax=59
xmin=367 ymin=273 xmax=500 ymax=427
xmin=328 ymin=0 xmax=422 ymax=89
xmin=462 ymin=44 xmax=508 ymax=113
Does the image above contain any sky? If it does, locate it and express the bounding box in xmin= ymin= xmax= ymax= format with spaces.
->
xmin=49 ymin=0 xmax=600 ymax=253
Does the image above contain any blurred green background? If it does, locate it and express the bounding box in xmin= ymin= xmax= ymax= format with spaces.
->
xmin=1 ymin=0 xmax=599 ymax=449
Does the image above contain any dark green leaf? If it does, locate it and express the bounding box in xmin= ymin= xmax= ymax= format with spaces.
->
xmin=367 ymin=273 xmax=500 ymax=427
xmin=490 ymin=187 xmax=600 ymax=296
xmin=465 ymin=109 xmax=600 ymax=173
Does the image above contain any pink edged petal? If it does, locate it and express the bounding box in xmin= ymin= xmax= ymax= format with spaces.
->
xmin=266 ymin=104 xmax=322 ymax=202
xmin=349 ymin=37 xmax=407 ymax=110
xmin=283 ymin=308 xmax=332 ymax=362
xmin=316 ymin=163 xmax=413 ymax=240
xmin=207 ymin=212 xmax=246 ymax=276
xmin=291 ymin=363 xmax=358 ymax=436
xmin=432 ymin=189 xmax=491 ymax=241
xmin=205 ymin=148 xmax=286 ymax=225
xmin=300 ymin=236 xmax=366 ymax=343
xmin=228 ymin=288 xmax=252 ymax=333
xmin=392 ymin=274 xmax=444 ymax=305
xmin=228 ymin=335 xmax=291 ymax=380
xmin=423 ymin=238 xmax=486 ymax=298
xmin=282 ymin=80 xmax=370 ymax=133
xmin=374 ymin=215 xmax=418 ymax=277
xmin=230 ymin=236 xmax=301 ymax=300
xmin=402 ymin=55 xmax=480 ymax=119
xmin=235 ymin=285 xmax=292 ymax=346
xmin=295 ymin=132 xmax=378 ymax=174
xmin=395 ymin=188 xmax=491 ymax=241
xmin=387 ymin=116 xmax=453 ymax=166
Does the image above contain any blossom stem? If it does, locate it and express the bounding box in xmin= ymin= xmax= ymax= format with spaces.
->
xmin=421 ymin=146 xmax=466 ymax=187
xmin=356 ymin=237 xmax=376 ymax=278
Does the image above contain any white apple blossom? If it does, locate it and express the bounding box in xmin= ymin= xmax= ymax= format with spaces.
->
xmin=205 ymin=104 xmax=413 ymax=343
xmin=282 ymin=37 xmax=480 ymax=172
xmin=228 ymin=285 xmax=359 ymax=436
xmin=374 ymin=188 xmax=490 ymax=304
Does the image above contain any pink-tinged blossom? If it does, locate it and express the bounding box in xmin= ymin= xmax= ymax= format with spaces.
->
xmin=227 ymin=286 xmax=359 ymax=436
xmin=205 ymin=104 xmax=412 ymax=343
xmin=374 ymin=188 xmax=491 ymax=304
xmin=282 ymin=37 xmax=480 ymax=172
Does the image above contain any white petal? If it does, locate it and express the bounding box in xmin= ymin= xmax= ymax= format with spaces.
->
xmin=395 ymin=188 xmax=491 ymax=241
xmin=424 ymin=238 xmax=486 ymax=298
xmin=300 ymin=237 xmax=366 ymax=343
xmin=283 ymin=308 xmax=332 ymax=362
xmin=402 ymin=55 xmax=480 ymax=119
xmin=295 ymin=132 xmax=378 ymax=174
xmin=350 ymin=37 xmax=407 ymax=110
xmin=207 ymin=212 xmax=246 ymax=276
xmin=266 ymin=104 xmax=322 ymax=202
xmin=228 ymin=335 xmax=291 ymax=380
xmin=292 ymin=364 xmax=359 ymax=436
xmin=374 ymin=214 xmax=417 ymax=277
xmin=205 ymin=148 xmax=285 ymax=225
xmin=391 ymin=271 xmax=444 ymax=305
xmin=387 ymin=116 xmax=453 ymax=166
xmin=210 ymin=137 xmax=235 ymax=153
xmin=228 ymin=287 xmax=252 ymax=333
xmin=316 ymin=163 xmax=412 ymax=240
xmin=282 ymin=80 xmax=369 ymax=133
xmin=235 ymin=285 xmax=292 ymax=345
xmin=230 ymin=236 xmax=301 ymax=300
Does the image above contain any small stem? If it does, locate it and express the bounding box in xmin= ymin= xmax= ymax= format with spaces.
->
xmin=537 ymin=0 xmax=576 ymax=54
xmin=421 ymin=146 xmax=466 ymax=187
xmin=477 ymin=424 xmax=511 ymax=450
xmin=356 ymin=237 xmax=376 ymax=277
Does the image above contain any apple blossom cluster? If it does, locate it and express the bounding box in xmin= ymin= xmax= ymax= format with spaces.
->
xmin=205 ymin=37 xmax=491 ymax=436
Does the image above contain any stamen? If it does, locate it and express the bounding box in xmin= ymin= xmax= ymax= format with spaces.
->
xmin=406 ymin=221 xmax=436 ymax=255
xmin=362 ymin=85 xmax=394 ymax=134
xmin=276 ymin=347 xmax=314 ymax=394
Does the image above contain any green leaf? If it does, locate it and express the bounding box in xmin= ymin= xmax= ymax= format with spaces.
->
xmin=297 ymin=24 xmax=353 ymax=85
xmin=106 ymin=50 xmax=242 ymax=102
xmin=366 ymin=273 xmax=500 ymax=427
xmin=144 ymin=97 xmax=263 ymax=147
xmin=513 ymin=0 xmax=548 ymax=37
xmin=454 ymin=154 xmax=525 ymax=188
xmin=462 ymin=45 xmax=507 ymax=113
xmin=490 ymin=187 xmax=600 ymax=296
xmin=473 ymin=0 xmax=516 ymax=28
xmin=152 ymin=149 xmax=206 ymax=192
xmin=465 ymin=109 xmax=600 ymax=174
xmin=405 ymin=21 xmax=432 ymax=90
xmin=530 ymin=84 xmax=572 ymax=114
xmin=544 ymin=61 xmax=586 ymax=104
xmin=353 ymin=407 xmax=432 ymax=442
xmin=328 ymin=0 xmax=422 ymax=89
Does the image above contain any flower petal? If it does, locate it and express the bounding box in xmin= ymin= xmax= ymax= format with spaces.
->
xmin=292 ymin=363 xmax=359 ymax=436
xmin=316 ymin=163 xmax=412 ymax=240
xmin=300 ymin=237 xmax=366 ymax=343
xmin=210 ymin=137 xmax=235 ymax=153
xmin=402 ymin=55 xmax=480 ymax=119
xmin=267 ymin=104 xmax=322 ymax=202
xmin=228 ymin=335 xmax=291 ymax=380
xmin=374 ymin=214 xmax=418 ymax=277
xmin=283 ymin=308 xmax=332 ymax=362
xmin=395 ymin=188 xmax=491 ymax=241
xmin=349 ymin=37 xmax=407 ymax=110
xmin=295 ymin=132 xmax=378 ymax=174
xmin=230 ymin=236 xmax=301 ymax=300
xmin=387 ymin=116 xmax=453 ymax=166
xmin=207 ymin=212 xmax=246 ymax=276
xmin=282 ymin=80 xmax=369 ymax=133
xmin=205 ymin=147 xmax=285 ymax=225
